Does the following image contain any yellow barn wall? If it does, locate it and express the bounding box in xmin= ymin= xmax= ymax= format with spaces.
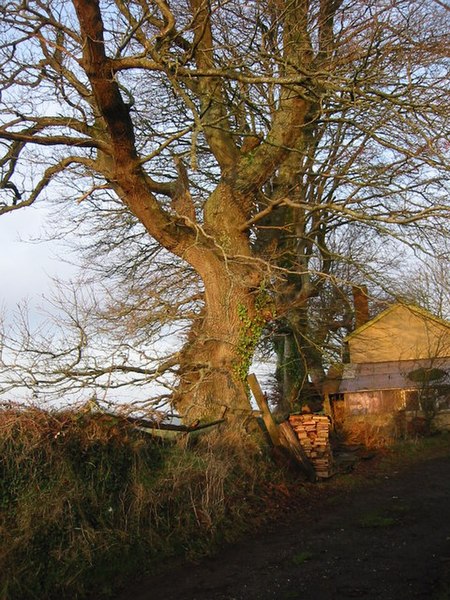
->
xmin=348 ymin=306 xmax=450 ymax=364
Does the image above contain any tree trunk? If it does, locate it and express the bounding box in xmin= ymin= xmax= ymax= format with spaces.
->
xmin=274 ymin=331 xmax=307 ymax=412
xmin=274 ymin=311 xmax=327 ymax=413
xmin=172 ymin=245 xmax=266 ymax=425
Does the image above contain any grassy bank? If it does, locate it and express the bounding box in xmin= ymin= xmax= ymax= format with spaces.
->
xmin=0 ymin=406 xmax=290 ymax=600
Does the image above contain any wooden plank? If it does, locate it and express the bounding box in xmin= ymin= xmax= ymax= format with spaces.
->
xmin=247 ymin=373 xmax=280 ymax=446
xmin=137 ymin=421 xmax=225 ymax=440
xmin=278 ymin=421 xmax=317 ymax=482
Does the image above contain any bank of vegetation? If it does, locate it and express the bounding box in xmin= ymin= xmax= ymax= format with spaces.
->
xmin=0 ymin=405 xmax=299 ymax=600
xmin=3 ymin=405 xmax=450 ymax=600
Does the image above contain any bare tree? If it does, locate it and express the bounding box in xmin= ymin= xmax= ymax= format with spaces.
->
xmin=395 ymin=251 xmax=450 ymax=321
xmin=251 ymin=0 xmax=450 ymax=407
xmin=0 ymin=0 xmax=449 ymax=423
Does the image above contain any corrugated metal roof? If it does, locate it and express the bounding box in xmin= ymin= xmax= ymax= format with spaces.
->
xmin=331 ymin=358 xmax=450 ymax=394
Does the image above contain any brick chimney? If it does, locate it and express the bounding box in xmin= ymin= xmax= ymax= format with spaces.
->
xmin=352 ymin=285 xmax=370 ymax=329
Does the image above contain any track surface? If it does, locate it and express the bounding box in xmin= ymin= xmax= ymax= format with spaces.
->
xmin=116 ymin=450 xmax=450 ymax=600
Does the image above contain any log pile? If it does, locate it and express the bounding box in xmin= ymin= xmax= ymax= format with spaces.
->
xmin=288 ymin=414 xmax=334 ymax=478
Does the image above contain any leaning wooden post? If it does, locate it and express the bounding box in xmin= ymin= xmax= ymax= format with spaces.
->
xmin=247 ymin=373 xmax=281 ymax=446
xmin=278 ymin=421 xmax=316 ymax=482
xmin=247 ymin=373 xmax=316 ymax=481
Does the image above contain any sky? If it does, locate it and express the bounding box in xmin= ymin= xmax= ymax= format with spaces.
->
xmin=0 ymin=204 xmax=76 ymax=324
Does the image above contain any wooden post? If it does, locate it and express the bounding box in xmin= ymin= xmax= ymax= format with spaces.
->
xmin=247 ymin=373 xmax=281 ymax=446
xmin=248 ymin=373 xmax=316 ymax=481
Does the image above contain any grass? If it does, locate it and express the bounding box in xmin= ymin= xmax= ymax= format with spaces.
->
xmin=291 ymin=550 xmax=314 ymax=565
xmin=385 ymin=433 xmax=450 ymax=463
xmin=358 ymin=512 xmax=396 ymax=528
xmin=0 ymin=405 xmax=296 ymax=600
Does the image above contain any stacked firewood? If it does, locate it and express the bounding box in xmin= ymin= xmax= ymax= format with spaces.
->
xmin=288 ymin=414 xmax=334 ymax=478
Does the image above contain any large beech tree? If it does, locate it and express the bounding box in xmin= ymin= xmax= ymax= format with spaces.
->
xmin=0 ymin=0 xmax=449 ymax=422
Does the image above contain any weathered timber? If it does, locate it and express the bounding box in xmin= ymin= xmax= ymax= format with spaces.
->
xmin=278 ymin=420 xmax=317 ymax=482
xmin=97 ymin=411 xmax=225 ymax=440
xmin=247 ymin=373 xmax=281 ymax=446
xmin=248 ymin=374 xmax=316 ymax=480
xmin=288 ymin=414 xmax=335 ymax=478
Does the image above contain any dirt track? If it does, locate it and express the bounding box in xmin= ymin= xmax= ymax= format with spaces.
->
xmin=116 ymin=446 xmax=450 ymax=600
